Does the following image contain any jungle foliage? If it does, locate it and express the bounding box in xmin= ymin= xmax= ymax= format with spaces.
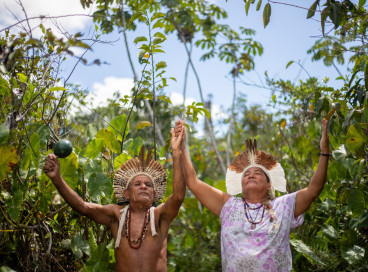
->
xmin=0 ymin=0 xmax=367 ymax=271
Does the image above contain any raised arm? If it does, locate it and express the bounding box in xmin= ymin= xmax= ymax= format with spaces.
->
xmin=294 ymin=119 xmax=329 ymax=217
xmin=43 ymin=154 xmax=117 ymax=226
xmin=157 ymin=128 xmax=186 ymax=223
xmin=176 ymin=121 xmax=231 ymax=217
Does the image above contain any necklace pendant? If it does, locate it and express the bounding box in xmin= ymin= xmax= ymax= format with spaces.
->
xmin=251 ymin=223 xmax=256 ymax=229
xmin=131 ymin=239 xmax=139 ymax=244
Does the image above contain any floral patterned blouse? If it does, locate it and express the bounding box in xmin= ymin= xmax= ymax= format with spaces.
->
xmin=219 ymin=192 xmax=304 ymax=272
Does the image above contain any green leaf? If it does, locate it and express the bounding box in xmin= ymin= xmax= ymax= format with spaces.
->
xmin=153 ymin=38 xmax=164 ymax=45
xmin=349 ymin=211 xmax=368 ymax=229
xmin=34 ymin=124 xmax=50 ymax=149
xmin=152 ymin=21 xmax=164 ymax=29
xmin=342 ymin=109 xmax=355 ymax=131
xmin=272 ymin=94 xmax=276 ymax=103
xmin=152 ymin=48 xmax=165 ymax=53
xmin=0 ymin=146 xmax=19 ymax=180
xmin=133 ymin=36 xmax=148 ymax=44
xmin=256 ymin=0 xmax=262 ymax=11
xmin=155 ymin=61 xmax=167 ymax=71
xmin=130 ymin=137 xmax=144 ymax=156
xmin=157 ymin=95 xmax=171 ymax=104
xmin=359 ymin=0 xmax=366 ymax=9
xmin=348 ymin=188 xmax=365 ymax=217
xmin=114 ymin=153 xmax=131 ymax=171
xmin=0 ymin=78 xmax=9 ymax=96
xmin=152 ymin=12 xmax=164 ymax=21
xmin=263 ymin=3 xmax=271 ymax=28
xmin=5 ymin=189 xmax=23 ymax=221
xmin=83 ymin=138 xmax=104 ymax=159
xmin=62 ymin=236 xmax=90 ymax=259
xmin=330 ymin=3 xmax=341 ymax=28
xmin=16 ymin=73 xmax=28 ymax=83
xmin=59 ymin=152 xmax=78 ymax=190
xmin=307 ymin=0 xmax=318 ymax=19
xmin=153 ymin=32 xmax=166 ymax=39
xmin=136 ymin=121 xmax=152 ymax=130
xmin=321 ymin=8 xmax=329 ymax=35
xmin=85 ymin=159 xmax=103 ymax=179
xmin=286 ymin=60 xmax=294 ymax=69
xmin=290 ymin=238 xmax=325 ymax=266
xmin=245 ymin=0 xmax=251 ymax=15
xmin=88 ymin=172 xmax=113 ymax=200
xmin=48 ymin=86 xmax=66 ymax=92
xmin=321 ymin=224 xmax=339 ymax=240
xmin=85 ymin=242 xmax=109 ymax=271
xmin=28 ymin=132 xmax=40 ymax=169
xmin=341 ymin=245 xmax=365 ymax=265
xmin=96 ymin=129 xmax=121 ymax=154
xmin=130 ymin=12 xmax=144 ymax=23
xmin=332 ymin=144 xmax=347 ymax=162
xmin=0 ymin=266 xmax=17 ymax=272
xmin=345 ymin=124 xmax=368 ymax=154
xmin=108 ymin=115 xmax=129 ymax=141
xmin=88 ymin=228 xmax=98 ymax=252
xmin=0 ymin=124 xmax=9 ymax=144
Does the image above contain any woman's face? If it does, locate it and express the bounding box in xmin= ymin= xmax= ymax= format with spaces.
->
xmin=242 ymin=167 xmax=271 ymax=194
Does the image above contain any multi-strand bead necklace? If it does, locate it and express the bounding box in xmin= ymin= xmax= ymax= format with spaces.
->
xmin=124 ymin=207 xmax=150 ymax=249
xmin=242 ymin=198 xmax=265 ymax=229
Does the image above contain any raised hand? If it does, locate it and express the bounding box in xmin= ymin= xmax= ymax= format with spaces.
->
xmin=43 ymin=154 xmax=61 ymax=180
xmin=320 ymin=119 xmax=329 ymax=154
xmin=171 ymin=126 xmax=183 ymax=154
xmin=174 ymin=120 xmax=184 ymax=137
xmin=174 ymin=120 xmax=186 ymax=151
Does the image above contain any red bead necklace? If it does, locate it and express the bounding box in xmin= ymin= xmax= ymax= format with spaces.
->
xmin=124 ymin=207 xmax=150 ymax=249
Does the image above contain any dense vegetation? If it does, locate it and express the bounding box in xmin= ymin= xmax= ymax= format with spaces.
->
xmin=0 ymin=0 xmax=367 ymax=271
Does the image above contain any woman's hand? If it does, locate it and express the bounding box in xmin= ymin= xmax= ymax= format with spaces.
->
xmin=320 ymin=119 xmax=329 ymax=154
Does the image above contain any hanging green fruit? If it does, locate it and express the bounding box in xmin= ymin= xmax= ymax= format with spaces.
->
xmin=54 ymin=139 xmax=73 ymax=158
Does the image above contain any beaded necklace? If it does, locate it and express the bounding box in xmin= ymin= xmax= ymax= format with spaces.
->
xmin=242 ymin=198 xmax=265 ymax=229
xmin=124 ymin=207 xmax=150 ymax=249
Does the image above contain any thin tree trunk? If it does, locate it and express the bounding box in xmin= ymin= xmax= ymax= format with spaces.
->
xmin=182 ymin=42 xmax=226 ymax=174
xmin=182 ymin=42 xmax=192 ymax=156
xmin=121 ymin=1 xmax=165 ymax=146
xmin=227 ymin=75 xmax=236 ymax=166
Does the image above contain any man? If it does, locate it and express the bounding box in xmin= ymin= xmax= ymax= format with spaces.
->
xmin=43 ymin=128 xmax=185 ymax=272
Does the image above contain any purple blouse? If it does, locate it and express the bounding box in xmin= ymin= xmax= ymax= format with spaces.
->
xmin=219 ymin=192 xmax=304 ymax=272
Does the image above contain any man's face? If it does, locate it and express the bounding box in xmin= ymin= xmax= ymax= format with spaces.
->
xmin=124 ymin=174 xmax=155 ymax=204
xmin=242 ymin=167 xmax=270 ymax=193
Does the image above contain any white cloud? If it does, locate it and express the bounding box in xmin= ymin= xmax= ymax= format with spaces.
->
xmin=89 ymin=76 xmax=134 ymax=108
xmin=211 ymin=104 xmax=228 ymax=120
xmin=0 ymin=0 xmax=94 ymax=38
xmin=169 ymin=92 xmax=195 ymax=106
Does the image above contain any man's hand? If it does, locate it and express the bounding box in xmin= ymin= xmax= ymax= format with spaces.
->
xmin=171 ymin=125 xmax=183 ymax=154
xmin=320 ymin=119 xmax=329 ymax=154
xmin=43 ymin=154 xmax=61 ymax=180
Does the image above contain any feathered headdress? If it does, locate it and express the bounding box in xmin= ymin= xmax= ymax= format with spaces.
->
xmin=113 ymin=145 xmax=167 ymax=205
xmin=225 ymin=139 xmax=287 ymax=196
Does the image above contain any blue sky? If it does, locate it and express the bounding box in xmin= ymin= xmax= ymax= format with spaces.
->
xmin=1 ymin=0 xmax=349 ymax=124
xmin=67 ymin=1 xmax=346 ymax=113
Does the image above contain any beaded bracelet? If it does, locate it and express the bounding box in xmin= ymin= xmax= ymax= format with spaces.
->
xmin=318 ymin=152 xmax=331 ymax=157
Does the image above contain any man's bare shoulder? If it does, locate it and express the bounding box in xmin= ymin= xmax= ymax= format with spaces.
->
xmin=105 ymin=204 xmax=124 ymax=215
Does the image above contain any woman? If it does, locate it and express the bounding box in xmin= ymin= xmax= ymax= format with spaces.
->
xmin=175 ymin=119 xmax=329 ymax=272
